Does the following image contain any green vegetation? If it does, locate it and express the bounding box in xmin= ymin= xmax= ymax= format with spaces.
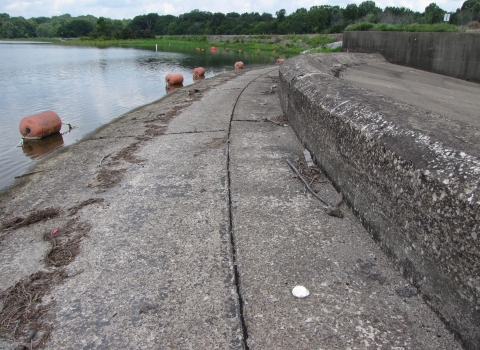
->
xmin=56 ymin=34 xmax=338 ymax=57
xmin=1 ymin=0 xmax=479 ymax=40
xmin=0 ymin=37 xmax=60 ymax=42
xmin=345 ymin=22 xmax=459 ymax=32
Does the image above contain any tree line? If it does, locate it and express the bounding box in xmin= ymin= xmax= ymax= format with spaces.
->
xmin=1 ymin=0 xmax=479 ymax=39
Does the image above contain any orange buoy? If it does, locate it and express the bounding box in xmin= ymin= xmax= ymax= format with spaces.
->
xmin=273 ymin=49 xmax=277 ymax=53
xmin=235 ymin=61 xmax=244 ymax=70
xmin=226 ymin=48 xmax=229 ymax=51
xmin=211 ymin=46 xmax=216 ymax=51
xmin=193 ymin=67 xmax=206 ymax=77
xmin=165 ymin=73 xmax=184 ymax=85
xmin=276 ymin=58 xmax=285 ymax=64
xmin=19 ymin=110 xmax=62 ymax=139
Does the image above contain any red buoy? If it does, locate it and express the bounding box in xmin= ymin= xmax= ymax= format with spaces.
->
xmin=165 ymin=73 xmax=184 ymax=85
xmin=193 ymin=67 xmax=206 ymax=77
xmin=19 ymin=110 xmax=62 ymax=139
xmin=276 ymin=58 xmax=285 ymax=64
xmin=235 ymin=61 xmax=244 ymax=70
xmin=211 ymin=46 xmax=216 ymax=51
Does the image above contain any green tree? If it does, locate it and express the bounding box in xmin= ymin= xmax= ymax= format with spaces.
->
xmin=129 ymin=13 xmax=159 ymax=32
xmin=306 ymin=6 xmax=328 ymax=33
xmin=93 ymin=17 xmax=110 ymax=37
xmin=343 ymin=4 xmax=358 ymax=24
xmin=329 ymin=6 xmax=344 ymax=31
xmin=155 ymin=15 xmax=176 ymax=35
xmin=358 ymin=1 xmax=377 ymax=17
xmin=0 ymin=16 xmax=35 ymax=38
xmin=59 ymin=19 xmax=94 ymax=37
xmin=461 ymin=0 xmax=480 ymax=10
xmin=35 ymin=22 xmax=57 ymax=37
xmin=358 ymin=1 xmax=382 ymax=22
xmin=424 ymin=2 xmax=445 ymax=23
xmin=210 ymin=12 xmax=225 ymax=31
xmin=473 ymin=2 xmax=480 ymax=19
xmin=275 ymin=9 xmax=286 ymax=22
xmin=382 ymin=7 xmax=411 ymax=23
xmin=167 ymin=21 xmax=177 ymax=35
xmin=287 ymin=8 xmax=308 ymax=33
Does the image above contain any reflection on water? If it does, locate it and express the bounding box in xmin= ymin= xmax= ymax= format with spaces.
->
xmin=0 ymin=42 xmax=276 ymax=192
xmin=165 ymin=84 xmax=184 ymax=94
xmin=22 ymin=133 xmax=64 ymax=160
xmin=193 ymin=76 xmax=205 ymax=83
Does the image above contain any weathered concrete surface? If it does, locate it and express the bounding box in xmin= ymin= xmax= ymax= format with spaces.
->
xmin=0 ymin=65 xmax=461 ymax=349
xmin=0 ymin=71 xmax=246 ymax=349
xmin=278 ymin=53 xmax=480 ymax=349
xmin=342 ymin=60 xmax=480 ymax=129
xmin=343 ymin=31 xmax=480 ymax=83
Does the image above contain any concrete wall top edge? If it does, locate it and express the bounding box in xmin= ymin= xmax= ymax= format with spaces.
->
xmin=280 ymin=53 xmax=480 ymax=206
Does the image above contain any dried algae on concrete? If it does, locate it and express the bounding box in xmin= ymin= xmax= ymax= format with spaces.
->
xmin=43 ymin=218 xmax=92 ymax=267
xmin=1 ymin=208 xmax=60 ymax=231
xmin=0 ymin=270 xmax=67 ymax=349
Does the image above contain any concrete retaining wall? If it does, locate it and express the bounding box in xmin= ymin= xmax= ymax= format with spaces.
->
xmin=343 ymin=31 xmax=480 ymax=83
xmin=278 ymin=53 xmax=480 ymax=349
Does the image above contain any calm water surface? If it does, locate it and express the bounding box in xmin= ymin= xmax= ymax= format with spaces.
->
xmin=0 ymin=42 xmax=276 ymax=192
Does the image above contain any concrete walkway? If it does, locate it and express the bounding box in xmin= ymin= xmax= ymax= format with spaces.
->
xmin=0 ymin=66 xmax=460 ymax=349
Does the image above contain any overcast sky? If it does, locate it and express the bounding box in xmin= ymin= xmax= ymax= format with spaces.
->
xmin=1 ymin=0 xmax=465 ymax=20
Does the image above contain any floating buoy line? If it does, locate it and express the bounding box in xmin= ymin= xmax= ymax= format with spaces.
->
xmin=7 ymin=56 xmax=286 ymax=158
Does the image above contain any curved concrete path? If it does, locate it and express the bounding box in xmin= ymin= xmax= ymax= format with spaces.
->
xmin=0 ymin=66 xmax=460 ymax=349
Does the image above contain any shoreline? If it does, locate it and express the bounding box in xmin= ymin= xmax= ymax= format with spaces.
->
xmin=0 ymin=64 xmax=462 ymax=349
xmin=0 ymin=69 xmax=245 ymax=197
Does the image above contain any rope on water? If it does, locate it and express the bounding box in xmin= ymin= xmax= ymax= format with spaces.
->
xmin=0 ymin=139 xmax=23 ymax=157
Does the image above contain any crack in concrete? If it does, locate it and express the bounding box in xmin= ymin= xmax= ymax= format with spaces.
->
xmin=90 ymin=135 xmax=138 ymax=140
xmin=233 ymin=119 xmax=264 ymax=123
xmin=226 ymin=68 xmax=278 ymax=349
xmin=164 ymin=129 xmax=227 ymax=135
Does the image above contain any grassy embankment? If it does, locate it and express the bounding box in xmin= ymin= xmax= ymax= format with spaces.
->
xmin=55 ymin=34 xmax=341 ymax=56
xmin=0 ymin=37 xmax=63 ymax=42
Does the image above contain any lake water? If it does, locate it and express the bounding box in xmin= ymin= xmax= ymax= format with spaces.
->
xmin=0 ymin=41 xmax=276 ymax=192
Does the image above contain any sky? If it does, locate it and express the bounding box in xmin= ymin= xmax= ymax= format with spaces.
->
xmin=0 ymin=0 xmax=466 ymax=20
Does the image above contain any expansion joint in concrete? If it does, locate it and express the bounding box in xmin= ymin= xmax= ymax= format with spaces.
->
xmin=226 ymin=69 xmax=277 ymax=349
xmin=226 ymin=79 xmax=252 ymax=350
xmin=233 ymin=119 xmax=264 ymax=123
xmin=211 ymin=88 xmax=243 ymax=90
xmin=90 ymin=135 xmax=138 ymax=140
xmin=164 ymin=129 xmax=227 ymax=135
